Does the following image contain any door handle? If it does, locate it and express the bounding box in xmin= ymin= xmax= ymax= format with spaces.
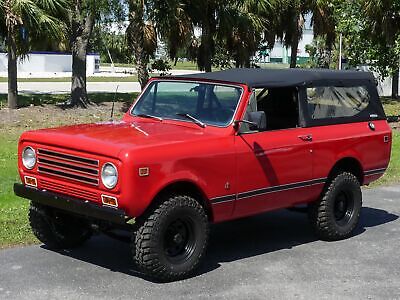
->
xmin=298 ymin=134 xmax=313 ymax=142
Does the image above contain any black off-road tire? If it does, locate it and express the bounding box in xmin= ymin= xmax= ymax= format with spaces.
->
xmin=308 ymin=172 xmax=362 ymax=241
xmin=132 ymin=195 xmax=209 ymax=282
xmin=29 ymin=202 xmax=92 ymax=249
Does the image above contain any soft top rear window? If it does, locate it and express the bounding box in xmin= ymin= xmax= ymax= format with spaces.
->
xmin=306 ymin=86 xmax=370 ymax=120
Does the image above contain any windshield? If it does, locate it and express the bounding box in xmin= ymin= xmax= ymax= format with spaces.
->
xmin=131 ymin=81 xmax=243 ymax=127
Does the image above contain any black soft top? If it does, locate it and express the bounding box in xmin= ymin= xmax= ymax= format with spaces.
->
xmin=171 ymin=68 xmax=375 ymax=88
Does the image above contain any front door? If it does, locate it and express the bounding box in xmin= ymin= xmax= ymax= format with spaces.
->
xmin=232 ymin=88 xmax=322 ymax=219
xmin=234 ymin=128 xmax=320 ymax=219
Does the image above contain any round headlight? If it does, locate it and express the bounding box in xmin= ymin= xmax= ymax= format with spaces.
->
xmin=22 ymin=147 xmax=36 ymax=169
xmin=101 ymin=163 xmax=118 ymax=189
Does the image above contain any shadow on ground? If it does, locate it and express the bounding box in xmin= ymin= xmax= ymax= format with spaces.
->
xmin=42 ymin=206 xmax=398 ymax=281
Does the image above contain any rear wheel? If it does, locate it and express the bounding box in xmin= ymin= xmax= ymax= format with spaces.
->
xmin=29 ymin=202 xmax=92 ymax=249
xmin=308 ymin=172 xmax=362 ymax=241
xmin=133 ymin=195 xmax=209 ymax=281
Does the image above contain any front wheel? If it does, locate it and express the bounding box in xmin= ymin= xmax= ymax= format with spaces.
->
xmin=29 ymin=202 xmax=92 ymax=249
xmin=308 ymin=172 xmax=362 ymax=241
xmin=133 ymin=195 xmax=209 ymax=281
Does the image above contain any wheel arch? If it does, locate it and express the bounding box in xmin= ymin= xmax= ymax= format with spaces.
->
xmin=146 ymin=180 xmax=214 ymax=222
xmin=327 ymin=157 xmax=364 ymax=185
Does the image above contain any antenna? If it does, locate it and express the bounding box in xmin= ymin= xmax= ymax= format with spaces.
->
xmin=110 ymin=85 xmax=119 ymax=121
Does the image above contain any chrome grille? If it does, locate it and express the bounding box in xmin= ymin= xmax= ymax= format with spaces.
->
xmin=37 ymin=148 xmax=99 ymax=186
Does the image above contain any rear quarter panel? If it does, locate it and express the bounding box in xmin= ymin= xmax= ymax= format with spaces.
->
xmin=312 ymin=120 xmax=392 ymax=185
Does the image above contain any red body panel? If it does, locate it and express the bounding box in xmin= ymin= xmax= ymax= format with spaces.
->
xmin=311 ymin=121 xmax=392 ymax=185
xmin=17 ymin=79 xmax=392 ymax=224
xmin=233 ymin=128 xmax=316 ymax=219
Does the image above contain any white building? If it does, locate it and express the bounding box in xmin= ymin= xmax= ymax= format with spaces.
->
xmin=259 ymin=14 xmax=314 ymax=65
xmin=0 ymin=52 xmax=100 ymax=75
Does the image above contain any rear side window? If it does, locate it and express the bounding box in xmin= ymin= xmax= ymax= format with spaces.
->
xmin=306 ymin=86 xmax=370 ymax=120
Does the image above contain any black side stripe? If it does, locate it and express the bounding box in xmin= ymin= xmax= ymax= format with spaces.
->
xmin=364 ymin=168 xmax=387 ymax=176
xmin=237 ymin=178 xmax=326 ymax=200
xmin=211 ymin=168 xmax=387 ymax=205
xmin=210 ymin=178 xmax=326 ymax=204
xmin=210 ymin=194 xmax=236 ymax=204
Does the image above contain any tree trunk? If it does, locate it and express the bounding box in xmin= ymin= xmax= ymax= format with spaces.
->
xmin=174 ymin=57 xmax=178 ymax=66
xmin=244 ymin=55 xmax=251 ymax=68
xmin=235 ymin=59 xmax=240 ymax=68
xmin=392 ymin=67 xmax=399 ymax=99
xmin=128 ymin=0 xmax=149 ymax=90
xmin=200 ymin=19 xmax=212 ymax=72
xmin=71 ymin=39 xmax=89 ymax=107
xmin=290 ymin=37 xmax=299 ymax=68
xmin=70 ymin=2 xmax=94 ymax=107
xmin=136 ymin=55 xmax=149 ymax=90
xmin=7 ymin=29 xmax=18 ymax=109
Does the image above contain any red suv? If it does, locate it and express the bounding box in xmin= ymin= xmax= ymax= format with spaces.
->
xmin=14 ymin=68 xmax=392 ymax=281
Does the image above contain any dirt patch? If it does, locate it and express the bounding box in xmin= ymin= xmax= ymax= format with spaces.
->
xmin=0 ymin=102 xmax=128 ymax=136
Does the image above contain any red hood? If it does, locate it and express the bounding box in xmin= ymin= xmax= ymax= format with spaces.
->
xmin=20 ymin=120 xmax=213 ymax=158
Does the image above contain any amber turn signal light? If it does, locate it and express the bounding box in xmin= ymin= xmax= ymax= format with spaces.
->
xmin=101 ymin=195 xmax=118 ymax=207
xmin=24 ymin=176 xmax=37 ymax=188
xmin=139 ymin=167 xmax=149 ymax=177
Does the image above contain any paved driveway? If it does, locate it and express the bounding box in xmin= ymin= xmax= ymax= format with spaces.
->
xmin=1 ymin=185 xmax=399 ymax=299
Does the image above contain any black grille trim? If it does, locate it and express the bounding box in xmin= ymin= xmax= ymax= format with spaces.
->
xmin=37 ymin=149 xmax=99 ymax=166
xmin=38 ymin=166 xmax=99 ymax=185
xmin=38 ymin=158 xmax=98 ymax=175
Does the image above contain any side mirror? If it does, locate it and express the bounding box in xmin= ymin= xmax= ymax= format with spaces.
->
xmin=247 ymin=111 xmax=267 ymax=131
xmin=234 ymin=111 xmax=267 ymax=132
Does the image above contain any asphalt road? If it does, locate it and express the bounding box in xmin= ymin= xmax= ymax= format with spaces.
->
xmin=0 ymin=82 xmax=141 ymax=94
xmin=1 ymin=185 xmax=399 ymax=299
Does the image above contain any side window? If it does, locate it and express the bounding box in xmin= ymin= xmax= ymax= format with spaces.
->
xmin=306 ymin=86 xmax=370 ymax=119
xmin=257 ymin=87 xmax=299 ymax=130
xmin=240 ymin=87 xmax=300 ymax=133
xmin=239 ymin=92 xmax=257 ymax=133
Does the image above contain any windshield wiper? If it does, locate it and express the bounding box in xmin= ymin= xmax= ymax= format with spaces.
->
xmin=176 ymin=113 xmax=206 ymax=128
xmin=135 ymin=113 xmax=163 ymax=121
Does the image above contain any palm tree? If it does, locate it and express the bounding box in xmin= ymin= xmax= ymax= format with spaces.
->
xmin=309 ymin=0 xmax=337 ymax=68
xmin=69 ymin=0 xmax=96 ymax=108
xmin=150 ymin=0 xmax=194 ymax=65
xmin=0 ymin=0 xmax=66 ymax=109
xmin=68 ymin=0 xmax=124 ymax=107
xmin=268 ymin=0 xmax=338 ymax=69
xmin=149 ymin=0 xmax=272 ymax=72
xmin=362 ymin=0 xmax=400 ymax=98
xmin=311 ymin=0 xmax=336 ymax=50
xmin=179 ymin=0 xmax=272 ymax=71
xmin=218 ymin=0 xmax=271 ymax=68
xmin=271 ymin=0 xmax=308 ymax=68
xmin=183 ymin=0 xmax=216 ymax=72
xmin=126 ymin=0 xmax=157 ymax=90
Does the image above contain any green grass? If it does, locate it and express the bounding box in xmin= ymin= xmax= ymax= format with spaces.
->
xmin=381 ymin=97 xmax=400 ymax=116
xmin=170 ymin=61 xmax=199 ymax=70
xmin=0 ymin=92 xmax=138 ymax=108
xmin=372 ymin=130 xmax=400 ymax=186
xmin=0 ymin=133 xmax=37 ymax=248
